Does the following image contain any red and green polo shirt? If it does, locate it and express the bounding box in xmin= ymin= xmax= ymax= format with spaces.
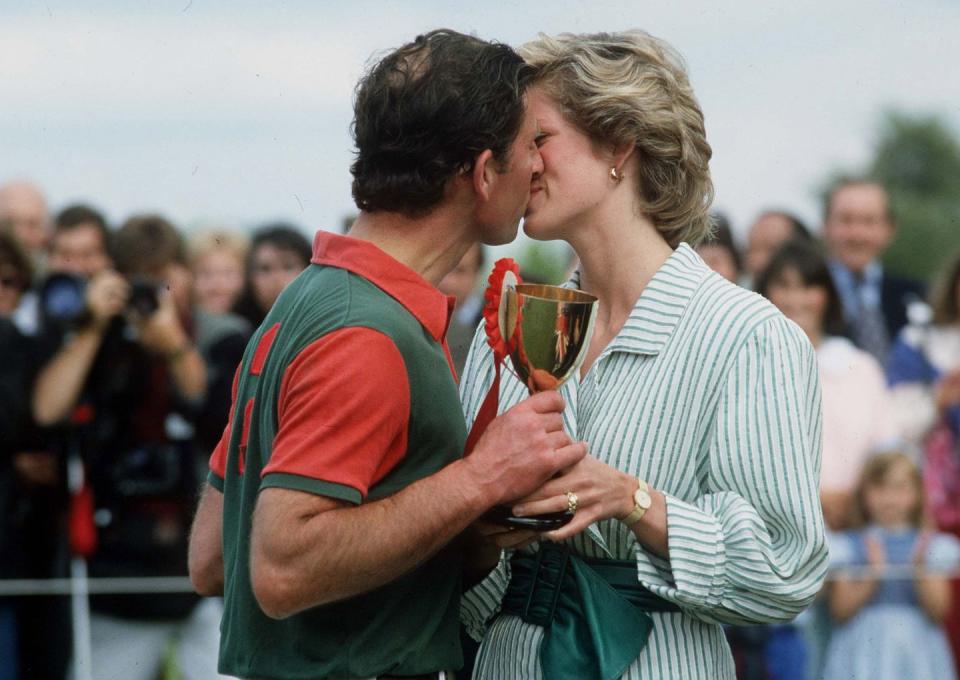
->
xmin=208 ymin=231 xmax=468 ymax=679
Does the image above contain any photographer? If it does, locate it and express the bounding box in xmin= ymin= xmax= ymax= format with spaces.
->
xmin=32 ymin=214 xmax=222 ymax=679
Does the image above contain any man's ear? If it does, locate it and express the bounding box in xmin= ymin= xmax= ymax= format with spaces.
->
xmin=471 ymin=149 xmax=496 ymax=203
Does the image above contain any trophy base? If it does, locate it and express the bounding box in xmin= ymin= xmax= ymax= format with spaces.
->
xmin=483 ymin=505 xmax=574 ymax=530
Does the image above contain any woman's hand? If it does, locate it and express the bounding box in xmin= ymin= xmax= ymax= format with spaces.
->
xmin=510 ymin=455 xmax=636 ymax=542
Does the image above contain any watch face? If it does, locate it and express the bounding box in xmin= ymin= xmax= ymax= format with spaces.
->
xmin=635 ymin=489 xmax=652 ymax=509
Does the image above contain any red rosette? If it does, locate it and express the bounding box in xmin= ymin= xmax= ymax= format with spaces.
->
xmin=482 ymin=258 xmax=522 ymax=362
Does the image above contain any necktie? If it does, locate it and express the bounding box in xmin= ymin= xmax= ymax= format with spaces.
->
xmin=853 ymin=275 xmax=889 ymax=362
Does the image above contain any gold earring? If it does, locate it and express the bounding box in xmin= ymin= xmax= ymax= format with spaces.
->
xmin=609 ymin=167 xmax=623 ymax=182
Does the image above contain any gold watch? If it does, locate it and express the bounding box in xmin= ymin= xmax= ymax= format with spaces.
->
xmin=619 ymin=479 xmax=652 ymax=527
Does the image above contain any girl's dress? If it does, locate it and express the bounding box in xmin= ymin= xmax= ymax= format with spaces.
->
xmin=822 ymin=527 xmax=960 ymax=680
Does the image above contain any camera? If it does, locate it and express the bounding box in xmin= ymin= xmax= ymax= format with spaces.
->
xmin=39 ymin=273 xmax=160 ymax=326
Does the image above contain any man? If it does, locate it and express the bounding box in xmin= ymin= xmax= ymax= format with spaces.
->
xmin=438 ymin=242 xmax=485 ymax=375
xmin=0 ymin=179 xmax=51 ymax=267
xmin=33 ymin=215 xmax=224 ymax=679
xmin=743 ymin=209 xmax=811 ymax=286
xmin=187 ymin=29 xmax=585 ymax=680
xmin=822 ymin=178 xmax=925 ymax=362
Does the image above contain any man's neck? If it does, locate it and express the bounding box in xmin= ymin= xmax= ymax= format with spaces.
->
xmin=348 ymin=208 xmax=476 ymax=287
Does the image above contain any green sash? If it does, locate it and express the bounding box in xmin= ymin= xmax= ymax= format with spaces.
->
xmin=501 ymin=543 xmax=680 ymax=680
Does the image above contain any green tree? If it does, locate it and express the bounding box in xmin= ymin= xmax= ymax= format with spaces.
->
xmin=872 ymin=112 xmax=960 ymax=280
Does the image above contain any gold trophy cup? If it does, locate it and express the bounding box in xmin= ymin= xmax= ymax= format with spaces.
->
xmin=486 ymin=282 xmax=598 ymax=529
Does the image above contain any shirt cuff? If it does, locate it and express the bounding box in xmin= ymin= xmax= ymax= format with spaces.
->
xmin=260 ymin=472 xmax=362 ymax=505
xmin=664 ymin=494 xmax=727 ymax=608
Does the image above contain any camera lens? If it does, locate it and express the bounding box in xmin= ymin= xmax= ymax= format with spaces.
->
xmin=40 ymin=273 xmax=87 ymax=323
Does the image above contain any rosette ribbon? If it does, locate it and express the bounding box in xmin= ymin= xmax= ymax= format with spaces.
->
xmin=464 ymin=258 xmax=522 ymax=455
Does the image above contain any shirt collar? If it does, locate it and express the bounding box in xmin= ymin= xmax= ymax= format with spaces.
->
xmin=566 ymin=243 xmax=707 ymax=356
xmin=829 ymin=259 xmax=883 ymax=314
xmin=310 ymin=230 xmax=455 ymax=343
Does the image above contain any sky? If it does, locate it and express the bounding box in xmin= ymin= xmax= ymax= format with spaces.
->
xmin=2 ymin=0 xmax=959 ymax=252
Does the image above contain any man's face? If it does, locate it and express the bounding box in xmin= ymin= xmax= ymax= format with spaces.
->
xmin=0 ymin=185 xmax=49 ymax=255
xmin=823 ymin=183 xmax=894 ymax=274
xmin=477 ymin=103 xmax=544 ymax=245
xmin=48 ymin=224 xmax=111 ymax=277
xmin=745 ymin=213 xmax=795 ymax=281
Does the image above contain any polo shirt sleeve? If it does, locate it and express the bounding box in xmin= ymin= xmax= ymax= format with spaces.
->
xmin=260 ymin=326 xmax=410 ymax=505
xmin=647 ymin=315 xmax=829 ymax=625
xmin=207 ymin=364 xmax=242 ymax=491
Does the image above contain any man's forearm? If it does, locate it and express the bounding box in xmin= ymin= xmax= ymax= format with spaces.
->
xmin=33 ymin=326 xmax=103 ymax=425
xmin=252 ymin=458 xmax=491 ymax=618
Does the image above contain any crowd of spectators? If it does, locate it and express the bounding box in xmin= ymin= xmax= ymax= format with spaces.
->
xmin=1 ymin=174 xmax=959 ymax=680
xmin=0 ymin=179 xmax=313 ymax=679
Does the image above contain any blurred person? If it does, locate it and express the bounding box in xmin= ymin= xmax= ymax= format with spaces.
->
xmin=743 ymin=209 xmax=810 ymax=286
xmin=32 ymin=214 xmax=227 ymax=680
xmin=186 ymin=28 xmax=586 ymax=680
xmin=0 ymin=231 xmax=69 ymax=680
xmin=823 ymin=178 xmax=925 ymax=363
xmin=696 ymin=212 xmax=742 ymax=283
xmin=189 ymin=229 xmax=248 ymax=316
xmin=757 ymin=240 xmax=899 ymax=530
xmin=0 ymin=230 xmax=32 ymax=318
xmin=0 ymin=179 xmax=51 ymax=266
xmin=822 ymin=452 xmax=960 ymax=680
xmin=47 ymin=204 xmax=112 ymax=278
xmin=232 ymin=223 xmax=311 ymax=328
xmin=459 ymin=31 xmax=825 ymax=680
xmin=438 ymin=242 xmax=485 ymax=375
xmin=886 ymin=248 xmax=960 ymax=667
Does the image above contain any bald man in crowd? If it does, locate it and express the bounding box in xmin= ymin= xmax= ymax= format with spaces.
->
xmin=0 ymin=180 xmax=51 ymax=267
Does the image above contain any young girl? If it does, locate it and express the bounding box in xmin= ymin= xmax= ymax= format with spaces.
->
xmin=822 ymin=452 xmax=960 ymax=679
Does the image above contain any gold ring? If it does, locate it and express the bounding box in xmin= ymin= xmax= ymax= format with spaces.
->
xmin=566 ymin=491 xmax=578 ymax=514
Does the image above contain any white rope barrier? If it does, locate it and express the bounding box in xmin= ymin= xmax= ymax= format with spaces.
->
xmin=2 ymin=567 xmax=959 ymax=598
xmin=0 ymin=576 xmax=194 ymax=596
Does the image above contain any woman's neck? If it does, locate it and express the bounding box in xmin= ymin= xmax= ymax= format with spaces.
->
xmin=573 ymin=214 xmax=673 ymax=330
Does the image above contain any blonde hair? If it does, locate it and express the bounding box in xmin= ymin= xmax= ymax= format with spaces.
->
xmin=850 ymin=452 xmax=925 ymax=528
xmin=188 ymin=229 xmax=249 ymax=268
xmin=519 ymin=30 xmax=714 ymax=247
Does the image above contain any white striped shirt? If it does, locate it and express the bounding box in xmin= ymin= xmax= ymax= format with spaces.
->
xmin=459 ymin=244 xmax=827 ymax=680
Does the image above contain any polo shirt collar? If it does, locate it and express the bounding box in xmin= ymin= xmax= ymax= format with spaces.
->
xmin=311 ymin=231 xmax=454 ymax=342
xmin=567 ymin=243 xmax=707 ymax=356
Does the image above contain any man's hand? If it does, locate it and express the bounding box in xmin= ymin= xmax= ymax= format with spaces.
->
xmin=464 ymin=391 xmax=587 ymax=506
xmin=135 ymin=289 xmax=189 ymax=357
xmin=85 ymin=270 xmax=129 ymax=329
xmin=13 ymin=451 xmax=59 ymax=486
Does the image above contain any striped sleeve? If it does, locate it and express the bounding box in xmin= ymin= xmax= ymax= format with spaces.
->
xmin=648 ymin=316 xmax=828 ymax=624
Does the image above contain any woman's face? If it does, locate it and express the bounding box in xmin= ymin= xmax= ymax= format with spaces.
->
xmin=522 ymin=88 xmax=614 ymax=242
xmin=697 ymin=244 xmax=739 ymax=283
xmin=765 ymin=266 xmax=828 ymax=343
xmin=250 ymin=244 xmax=306 ymax=313
xmin=863 ymin=460 xmax=919 ymax=528
xmin=193 ymin=248 xmax=245 ymax=315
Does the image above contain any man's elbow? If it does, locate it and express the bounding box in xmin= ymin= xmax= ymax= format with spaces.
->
xmin=250 ymin=556 xmax=340 ymax=619
xmin=188 ymin=554 xmax=224 ymax=597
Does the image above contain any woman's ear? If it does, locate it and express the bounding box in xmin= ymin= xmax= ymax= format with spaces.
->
xmin=471 ymin=149 xmax=496 ymax=203
xmin=610 ymin=143 xmax=636 ymax=178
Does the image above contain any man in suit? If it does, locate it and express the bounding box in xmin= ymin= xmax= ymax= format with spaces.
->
xmin=822 ymin=178 xmax=925 ymax=363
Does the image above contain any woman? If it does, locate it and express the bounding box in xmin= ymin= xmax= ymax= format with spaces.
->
xmin=189 ymin=228 xmax=249 ymax=316
xmin=695 ymin=212 xmax=741 ymax=284
xmin=232 ymin=223 xmax=311 ymax=328
xmin=459 ymin=31 xmax=827 ymax=680
xmin=757 ymin=240 xmax=899 ymax=530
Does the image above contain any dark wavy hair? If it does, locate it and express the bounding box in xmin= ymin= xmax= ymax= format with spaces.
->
xmin=755 ymin=239 xmax=847 ymax=337
xmin=350 ymin=29 xmax=535 ymax=217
